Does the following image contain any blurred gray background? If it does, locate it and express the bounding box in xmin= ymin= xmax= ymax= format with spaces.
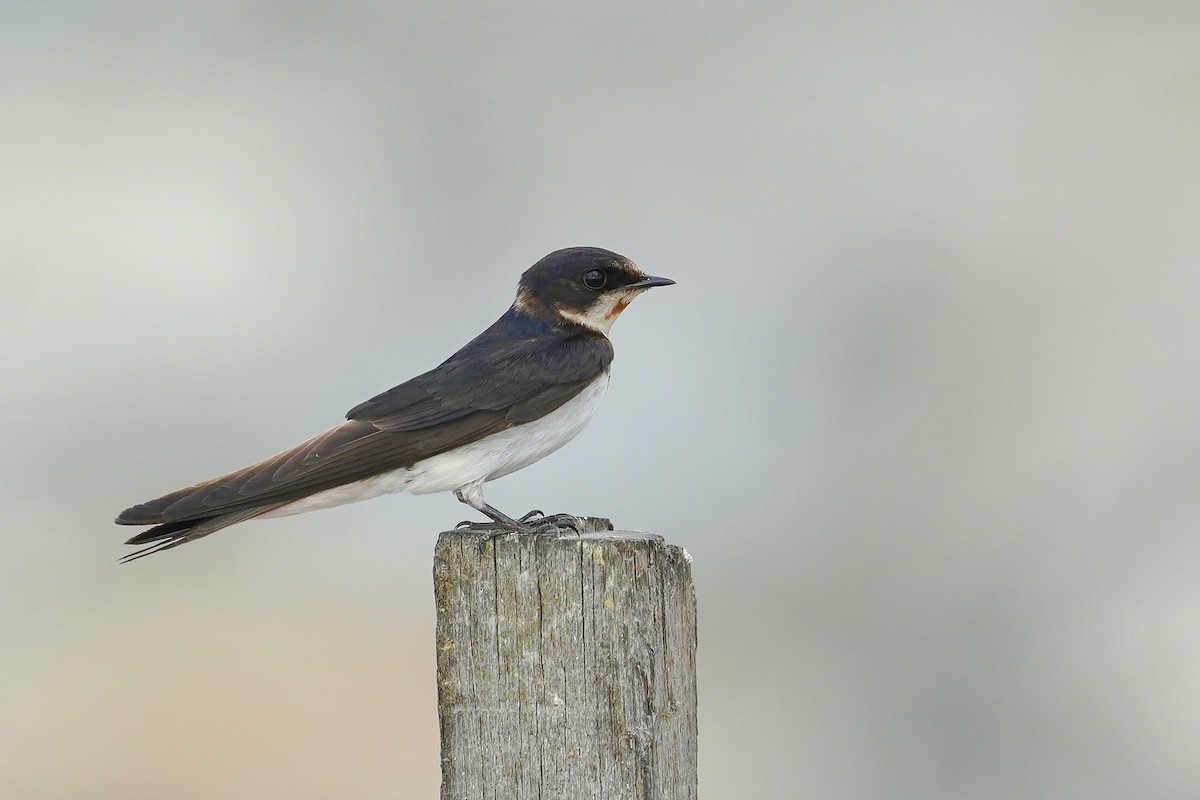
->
xmin=3 ymin=1 xmax=1199 ymax=798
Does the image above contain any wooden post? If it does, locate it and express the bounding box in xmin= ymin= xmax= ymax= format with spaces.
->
xmin=433 ymin=518 xmax=698 ymax=800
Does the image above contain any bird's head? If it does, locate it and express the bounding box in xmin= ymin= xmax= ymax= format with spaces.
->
xmin=515 ymin=247 xmax=674 ymax=334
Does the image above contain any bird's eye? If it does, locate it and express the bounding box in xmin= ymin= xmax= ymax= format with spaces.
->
xmin=582 ymin=269 xmax=608 ymax=290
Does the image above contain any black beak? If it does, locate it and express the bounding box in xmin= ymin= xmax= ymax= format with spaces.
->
xmin=626 ymin=275 xmax=675 ymax=290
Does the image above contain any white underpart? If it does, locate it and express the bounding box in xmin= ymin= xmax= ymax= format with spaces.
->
xmin=262 ymin=371 xmax=611 ymax=518
xmin=557 ymin=288 xmax=645 ymax=334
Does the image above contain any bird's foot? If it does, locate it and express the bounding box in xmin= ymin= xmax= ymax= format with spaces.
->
xmin=455 ymin=500 xmax=524 ymax=532
xmin=454 ymin=519 xmax=510 ymax=531
xmin=452 ymin=509 xmax=612 ymax=552
xmin=518 ymin=509 xmax=586 ymax=533
xmin=452 ymin=519 xmax=514 ymax=554
xmin=455 ymin=509 xmax=581 ymax=532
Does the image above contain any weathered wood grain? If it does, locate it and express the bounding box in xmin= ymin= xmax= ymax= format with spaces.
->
xmin=434 ymin=518 xmax=697 ymax=800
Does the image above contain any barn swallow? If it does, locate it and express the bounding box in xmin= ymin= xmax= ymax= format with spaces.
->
xmin=115 ymin=247 xmax=674 ymax=561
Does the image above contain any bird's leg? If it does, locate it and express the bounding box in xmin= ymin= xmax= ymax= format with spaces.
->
xmin=453 ymin=489 xmax=532 ymax=552
xmin=453 ymin=485 xmax=525 ymax=531
xmin=454 ymin=506 xmax=522 ymax=531
xmin=452 ymin=484 xmax=583 ymax=542
xmin=478 ymin=502 xmax=525 ymax=529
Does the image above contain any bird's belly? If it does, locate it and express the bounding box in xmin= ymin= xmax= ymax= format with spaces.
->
xmin=259 ymin=468 xmax=413 ymax=518
xmin=404 ymin=371 xmax=610 ymax=495
xmin=261 ymin=372 xmax=610 ymax=517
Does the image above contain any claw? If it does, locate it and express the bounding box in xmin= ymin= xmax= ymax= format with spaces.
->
xmin=477 ymin=530 xmax=506 ymax=554
xmin=516 ymin=509 xmax=579 ymax=531
xmin=525 ymin=513 xmax=584 ymax=534
xmin=456 ymin=519 xmax=499 ymax=531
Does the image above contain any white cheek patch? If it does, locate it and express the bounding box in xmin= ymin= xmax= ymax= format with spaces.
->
xmin=558 ymin=289 xmax=642 ymax=334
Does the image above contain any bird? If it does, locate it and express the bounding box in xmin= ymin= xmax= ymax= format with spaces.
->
xmin=115 ymin=246 xmax=674 ymax=562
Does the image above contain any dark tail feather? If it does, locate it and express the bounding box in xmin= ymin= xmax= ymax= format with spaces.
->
xmin=119 ymin=503 xmax=287 ymax=563
xmin=123 ymin=519 xmax=197 ymax=546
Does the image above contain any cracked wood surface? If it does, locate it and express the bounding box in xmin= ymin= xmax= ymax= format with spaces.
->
xmin=434 ymin=519 xmax=697 ymax=800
